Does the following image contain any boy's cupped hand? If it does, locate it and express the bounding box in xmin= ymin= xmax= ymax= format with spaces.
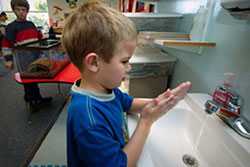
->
xmin=140 ymin=81 xmax=192 ymax=125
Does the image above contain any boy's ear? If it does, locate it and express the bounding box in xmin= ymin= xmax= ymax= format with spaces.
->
xmin=84 ymin=53 xmax=99 ymax=72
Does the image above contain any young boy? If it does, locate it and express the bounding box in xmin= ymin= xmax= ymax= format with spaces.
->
xmin=0 ymin=11 xmax=8 ymax=77
xmin=62 ymin=1 xmax=191 ymax=167
xmin=1 ymin=0 xmax=52 ymax=111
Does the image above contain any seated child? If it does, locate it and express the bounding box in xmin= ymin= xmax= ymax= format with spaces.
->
xmin=62 ymin=1 xmax=192 ymax=167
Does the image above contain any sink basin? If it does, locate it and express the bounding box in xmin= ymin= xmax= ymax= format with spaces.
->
xmin=128 ymin=93 xmax=250 ymax=167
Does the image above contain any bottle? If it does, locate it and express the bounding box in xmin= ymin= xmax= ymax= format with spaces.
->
xmin=220 ymin=73 xmax=241 ymax=117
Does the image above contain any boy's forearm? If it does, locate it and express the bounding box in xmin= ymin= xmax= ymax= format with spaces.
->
xmin=123 ymin=118 xmax=152 ymax=167
xmin=129 ymin=98 xmax=152 ymax=113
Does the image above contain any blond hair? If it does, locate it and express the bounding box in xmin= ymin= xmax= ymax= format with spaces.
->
xmin=62 ymin=0 xmax=137 ymax=70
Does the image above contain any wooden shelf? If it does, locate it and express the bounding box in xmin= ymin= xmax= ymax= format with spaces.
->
xmin=154 ymin=39 xmax=216 ymax=48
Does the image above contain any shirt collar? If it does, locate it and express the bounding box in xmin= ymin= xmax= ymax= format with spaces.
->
xmin=71 ymin=80 xmax=115 ymax=102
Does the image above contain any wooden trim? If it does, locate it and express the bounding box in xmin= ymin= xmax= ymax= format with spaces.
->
xmin=139 ymin=32 xmax=190 ymax=40
xmin=155 ymin=39 xmax=216 ymax=48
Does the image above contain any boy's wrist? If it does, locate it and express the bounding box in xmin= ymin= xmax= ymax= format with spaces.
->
xmin=138 ymin=117 xmax=153 ymax=130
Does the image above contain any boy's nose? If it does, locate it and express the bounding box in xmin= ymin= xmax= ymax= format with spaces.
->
xmin=126 ymin=63 xmax=132 ymax=72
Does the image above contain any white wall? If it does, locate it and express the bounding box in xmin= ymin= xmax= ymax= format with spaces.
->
xmin=162 ymin=1 xmax=250 ymax=121
xmin=158 ymin=0 xmax=203 ymax=14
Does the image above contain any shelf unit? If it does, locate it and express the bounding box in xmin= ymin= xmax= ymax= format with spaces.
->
xmin=154 ymin=39 xmax=216 ymax=48
xmin=138 ymin=31 xmax=216 ymax=54
xmin=123 ymin=12 xmax=183 ymax=18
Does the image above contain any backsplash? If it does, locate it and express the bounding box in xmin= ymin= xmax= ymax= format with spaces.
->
xmin=129 ymin=17 xmax=181 ymax=32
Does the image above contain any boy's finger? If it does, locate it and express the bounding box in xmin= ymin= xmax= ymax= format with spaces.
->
xmin=144 ymin=98 xmax=158 ymax=111
xmin=171 ymin=81 xmax=191 ymax=99
xmin=156 ymin=95 xmax=180 ymax=113
xmin=157 ymin=89 xmax=172 ymax=101
xmin=153 ymin=94 xmax=175 ymax=110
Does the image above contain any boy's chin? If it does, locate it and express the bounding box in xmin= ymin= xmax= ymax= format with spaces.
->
xmin=103 ymin=80 xmax=123 ymax=90
xmin=17 ymin=16 xmax=26 ymax=20
xmin=108 ymin=83 xmax=122 ymax=90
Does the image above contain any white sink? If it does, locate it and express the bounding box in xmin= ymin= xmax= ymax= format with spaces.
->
xmin=128 ymin=93 xmax=250 ymax=167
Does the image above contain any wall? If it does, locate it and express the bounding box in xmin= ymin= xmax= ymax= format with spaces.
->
xmin=0 ymin=1 xmax=3 ymax=12
xmin=158 ymin=0 xmax=202 ymax=14
xmin=161 ymin=1 xmax=250 ymax=121
xmin=129 ymin=16 xmax=182 ymax=31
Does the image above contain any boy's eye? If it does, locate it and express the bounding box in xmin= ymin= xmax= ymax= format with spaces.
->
xmin=122 ymin=60 xmax=129 ymax=64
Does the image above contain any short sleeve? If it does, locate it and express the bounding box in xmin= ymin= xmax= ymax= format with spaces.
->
xmin=75 ymin=127 xmax=127 ymax=167
xmin=115 ymin=88 xmax=133 ymax=112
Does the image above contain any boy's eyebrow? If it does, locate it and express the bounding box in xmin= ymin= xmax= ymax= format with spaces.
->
xmin=122 ymin=56 xmax=132 ymax=60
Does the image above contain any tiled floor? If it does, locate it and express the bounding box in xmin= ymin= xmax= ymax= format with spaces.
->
xmin=29 ymin=102 xmax=68 ymax=167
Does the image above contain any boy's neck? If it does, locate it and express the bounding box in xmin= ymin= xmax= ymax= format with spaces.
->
xmin=79 ymin=78 xmax=111 ymax=94
xmin=16 ymin=18 xmax=26 ymax=22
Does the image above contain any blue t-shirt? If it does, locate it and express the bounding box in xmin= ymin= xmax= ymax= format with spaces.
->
xmin=67 ymin=81 xmax=133 ymax=167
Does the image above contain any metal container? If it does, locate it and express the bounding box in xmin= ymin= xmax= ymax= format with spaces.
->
xmin=128 ymin=45 xmax=176 ymax=98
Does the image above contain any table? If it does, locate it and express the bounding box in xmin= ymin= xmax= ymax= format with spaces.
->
xmin=14 ymin=63 xmax=81 ymax=94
